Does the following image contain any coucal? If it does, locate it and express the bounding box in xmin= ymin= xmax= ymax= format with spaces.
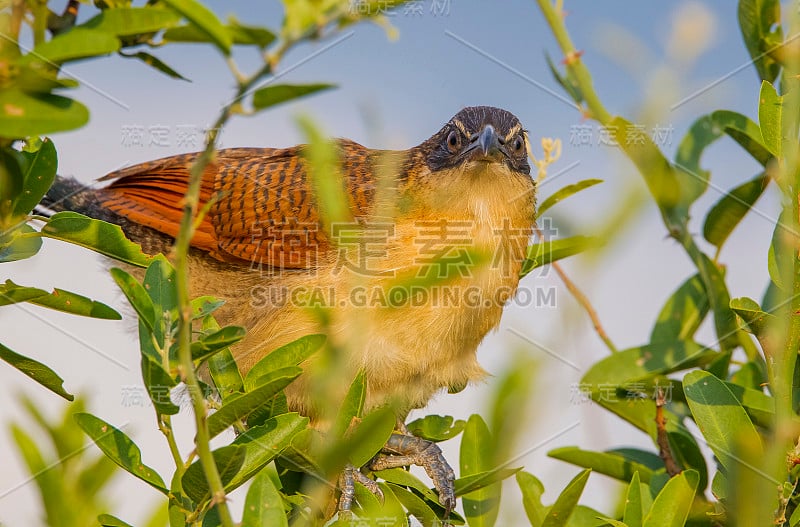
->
xmin=41 ymin=105 xmax=536 ymax=515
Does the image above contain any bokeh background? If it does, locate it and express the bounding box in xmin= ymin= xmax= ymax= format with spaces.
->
xmin=0 ymin=1 xmax=777 ymax=524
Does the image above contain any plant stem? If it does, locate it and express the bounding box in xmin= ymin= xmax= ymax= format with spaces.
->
xmin=535 ymin=0 xmax=611 ymax=124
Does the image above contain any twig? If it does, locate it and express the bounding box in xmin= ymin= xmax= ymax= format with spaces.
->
xmin=655 ymin=386 xmax=682 ymax=477
xmin=533 ymin=224 xmax=618 ymax=353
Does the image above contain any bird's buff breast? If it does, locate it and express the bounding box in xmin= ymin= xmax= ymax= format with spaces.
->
xmin=196 ymin=167 xmax=536 ymax=419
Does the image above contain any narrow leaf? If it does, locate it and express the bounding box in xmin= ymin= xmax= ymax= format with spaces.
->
xmin=242 ymin=469 xmax=287 ymax=527
xmin=520 ymin=235 xmax=599 ymax=277
xmin=650 ymin=274 xmax=708 ymax=343
xmin=162 ymin=0 xmax=231 ymax=55
xmin=332 ymin=369 xmax=367 ymax=438
xmin=0 ymin=342 xmax=74 ymax=400
xmin=207 ymin=366 xmax=301 ymax=438
xmin=22 ymin=28 xmax=119 ymax=63
xmin=14 ymin=138 xmax=58 ymax=215
xmin=42 ymin=212 xmax=153 ymax=267
xmin=642 ymin=470 xmax=699 ymax=527
xmin=758 ymin=80 xmax=783 ymax=157
xmin=243 ymin=334 xmax=325 ymax=391
xmin=121 ymin=51 xmax=189 ymax=81
xmin=516 ymin=471 xmax=546 ymax=527
xmin=252 ymin=83 xmax=334 ymax=110
xmin=683 ymin=370 xmax=763 ymax=472
xmin=622 ymin=471 xmax=644 ymax=527
xmin=547 ymin=447 xmax=659 ymax=484
xmin=0 ymin=90 xmax=89 ymax=138
xmin=541 ymin=469 xmax=591 ymax=527
xmin=703 ymin=172 xmax=768 ymax=248
xmin=181 ymin=445 xmax=245 ymax=503
xmin=111 ymin=267 xmax=156 ymax=331
xmin=538 ymin=178 xmax=602 ymax=215
xmin=75 ymin=413 xmax=167 ymax=493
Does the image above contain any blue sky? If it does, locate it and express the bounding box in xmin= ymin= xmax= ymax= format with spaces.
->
xmin=0 ymin=1 xmax=780 ymax=523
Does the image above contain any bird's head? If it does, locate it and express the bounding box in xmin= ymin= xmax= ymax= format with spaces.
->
xmin=423 ymin=106 xmax=531 ymax=176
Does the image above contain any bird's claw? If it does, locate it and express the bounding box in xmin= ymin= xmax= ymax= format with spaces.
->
xmin=369 ymin=432 xmax=457 ymax=517
xmin=337 ymin=463 xmax=384 ymax=514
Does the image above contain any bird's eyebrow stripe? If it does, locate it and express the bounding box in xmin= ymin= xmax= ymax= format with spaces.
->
xmin=452 ymin=119 xmax=470 ymax=138
xmin=504 ymin=124 xmax=522 ymax=142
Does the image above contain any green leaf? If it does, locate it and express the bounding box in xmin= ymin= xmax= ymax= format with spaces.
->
xmin=388 ymin=483 xmax=441 ymax=526
xmin=0 ymin=224 xmax=42 ymax=262
xmin=181 ymin=445 xmax=245 ymax=503
xmin=583 ymin=341 xmax=715 ymax=390
xmin=454 ymin=467 xmax=522 ymax=497
xmin=111 ymin=267 xmax=156 ymax=331
xmin=712 ymin=110 xmax=773 ymax=166
xmin=242 ymin=468 xmax=287 ymax=527
xmin=75 ymin=413 xmax=167 ymax=493
xmin=225 ymin=413 xmax=309 ymax=494
xmin=545 ymin=51 xmax=584 ymax=105
xmin=642 ymin=470 xmax=699 ymax=527
xmin=98 ymin=514 xmax=135 ymax=527
xmin=541 ymin=469 xmax=591 ymax=527
xmin=0 ymin=89 xmax=89 ymax=138
xmin=650 ymin=274 xmax=708 ymax=343
xmin=141 ymin=355 xmax=179 ymax=415
xmin=14 ymin=137 xmax=57 ymax=215
xmin=252 ymin=83 xmax=334 ymax=111
xmin=0 ymin=279 xmax=47 ymax=306
xmin=29 ymin=286 xmax=121 ymax=319
xmin=208 ymin=347 xmax=243 ymax=400
xmin=406 ymin=414 xmax=466 ymax=442
xmin=738 ymin=0 xmax=782 ymax=82
xmin=191 ymin=325 xmax=246 ymax=362
xmin=758 ymin=80 xmax=784 ymax=157
xmin=120 ymin=51 xmax=189 ymax=81
xmin=374 ymin=467 xmax=442 ymax=504
xmin=207 ymin=366 xmax=302 ymax=438
xmin=82 ymin=7 xmax=181 ymax=37
xmin=332 ymin=369 xmax=367 ymax=438
xmin=516 ymin=471 xmax=546 ymax=527
xmin=0 ymin=279 xmax=120 ymax=319
xmin=460 ymin=414 xmax=500 ymax=527
xmin=243 ymin=334 xmax=326 ymax=391
xmin=344 ymin=406 xmax=396 ymax=467
xmin=703 ymin=172 xmax=768 ymax=249
xmin=331 ymin=370 xmax=367 ymax=437
xmin=683 ymin=370 xmax=763 ymax=472
xmin=22 ymin=28 xmax=119 ymax=63
xmin=163 ymin=19 xmax=275 ymax=47
xmin=520 ymin=235 xmax=599 ymax=277
xmin=611 ymin=116 xmax=683 ymax=220
xmin=730 ymin=296 xmax=776 ymax=337
xmin=547 ymin=447 xmax=660 ymax=484
xmin=538 ymin=179 xmax=602 ymax=215
xmin=42 ymin=212 xmax=153 ymax=267
xmin=0 ymin=342 xmax=74 ymax=400
xmin=162 ymin=0 xmax=231 ymax=55
xmin=622 ymin=472 xmax=644 ymax=527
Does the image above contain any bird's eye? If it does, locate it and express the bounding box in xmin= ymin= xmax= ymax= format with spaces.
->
xmin=512 ymin=135 xmax=525 ymax=153
xmin=446 ymin=130 xmax=461 ymax=153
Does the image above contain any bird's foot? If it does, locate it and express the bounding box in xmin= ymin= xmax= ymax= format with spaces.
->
xmin=337 ymin=463 xmax=384 ymax=515
xmin=369 ymin=432 xmax=457 ymax=517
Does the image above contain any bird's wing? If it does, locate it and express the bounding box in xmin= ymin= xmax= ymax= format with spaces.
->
xmin=96 ymin=144 xmax=377 ymax=268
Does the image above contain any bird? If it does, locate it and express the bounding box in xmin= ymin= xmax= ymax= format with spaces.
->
xmin=40 ymin=105 xmax=537 ymax=517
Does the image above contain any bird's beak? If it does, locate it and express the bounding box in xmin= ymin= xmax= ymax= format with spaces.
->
xmin=466 ymin=124 xmax=504 ymax=162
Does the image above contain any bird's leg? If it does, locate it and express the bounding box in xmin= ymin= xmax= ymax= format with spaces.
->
xmin=337 ymin=463 xmax=384 ymax=515
xmin=369 ymin=428 xmax=457 ymax=516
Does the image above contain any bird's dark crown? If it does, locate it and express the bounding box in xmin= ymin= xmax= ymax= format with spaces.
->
xmin=422 ymin=106 xmax=530 ymax=175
